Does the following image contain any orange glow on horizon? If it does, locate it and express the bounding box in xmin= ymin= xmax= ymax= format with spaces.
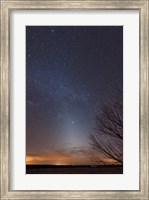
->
xmin=26 ymin=150 xmax=117 ymax=165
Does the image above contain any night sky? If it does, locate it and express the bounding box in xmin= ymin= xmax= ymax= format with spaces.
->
xmin=26 ymin=26 xmax=123 ymax=165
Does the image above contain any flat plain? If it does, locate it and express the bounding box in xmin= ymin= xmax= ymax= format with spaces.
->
xmin=26 ymin=165 xmax=123 ymax=174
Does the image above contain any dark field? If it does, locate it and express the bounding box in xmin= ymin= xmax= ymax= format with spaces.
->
xmin=26 ymin=165 xmax=123 ymax=174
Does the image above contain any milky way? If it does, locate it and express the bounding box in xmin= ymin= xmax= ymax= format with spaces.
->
xmin=26 ymin=26 xmax=123 ymax=165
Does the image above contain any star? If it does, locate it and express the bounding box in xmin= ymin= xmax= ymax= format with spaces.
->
xmin=58 ymin=112 xmax=63 ymax=119
xmin=71 ymin=121 xmax=75 ymax=124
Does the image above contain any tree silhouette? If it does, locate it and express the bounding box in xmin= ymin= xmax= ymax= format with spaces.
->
xmin=89 ymin=90 xmax=123 ymax=165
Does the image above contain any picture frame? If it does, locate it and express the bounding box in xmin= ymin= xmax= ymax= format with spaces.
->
xmin=0 ymin=0 xmax=148 ymax=199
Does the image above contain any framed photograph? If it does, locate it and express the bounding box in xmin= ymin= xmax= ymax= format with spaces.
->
xmin=0 ymin=0 xmax=148 ymax=199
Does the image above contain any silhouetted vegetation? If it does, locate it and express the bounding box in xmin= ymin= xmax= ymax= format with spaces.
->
xmin=89 ymin=90 xmax=123 ymax=165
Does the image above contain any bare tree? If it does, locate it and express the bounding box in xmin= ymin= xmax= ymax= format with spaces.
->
xmin=89 ymin=90 xmax=123 ymax=165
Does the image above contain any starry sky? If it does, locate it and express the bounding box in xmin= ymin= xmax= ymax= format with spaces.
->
xmin=26 ymin=26 xmax=123 ymax=165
